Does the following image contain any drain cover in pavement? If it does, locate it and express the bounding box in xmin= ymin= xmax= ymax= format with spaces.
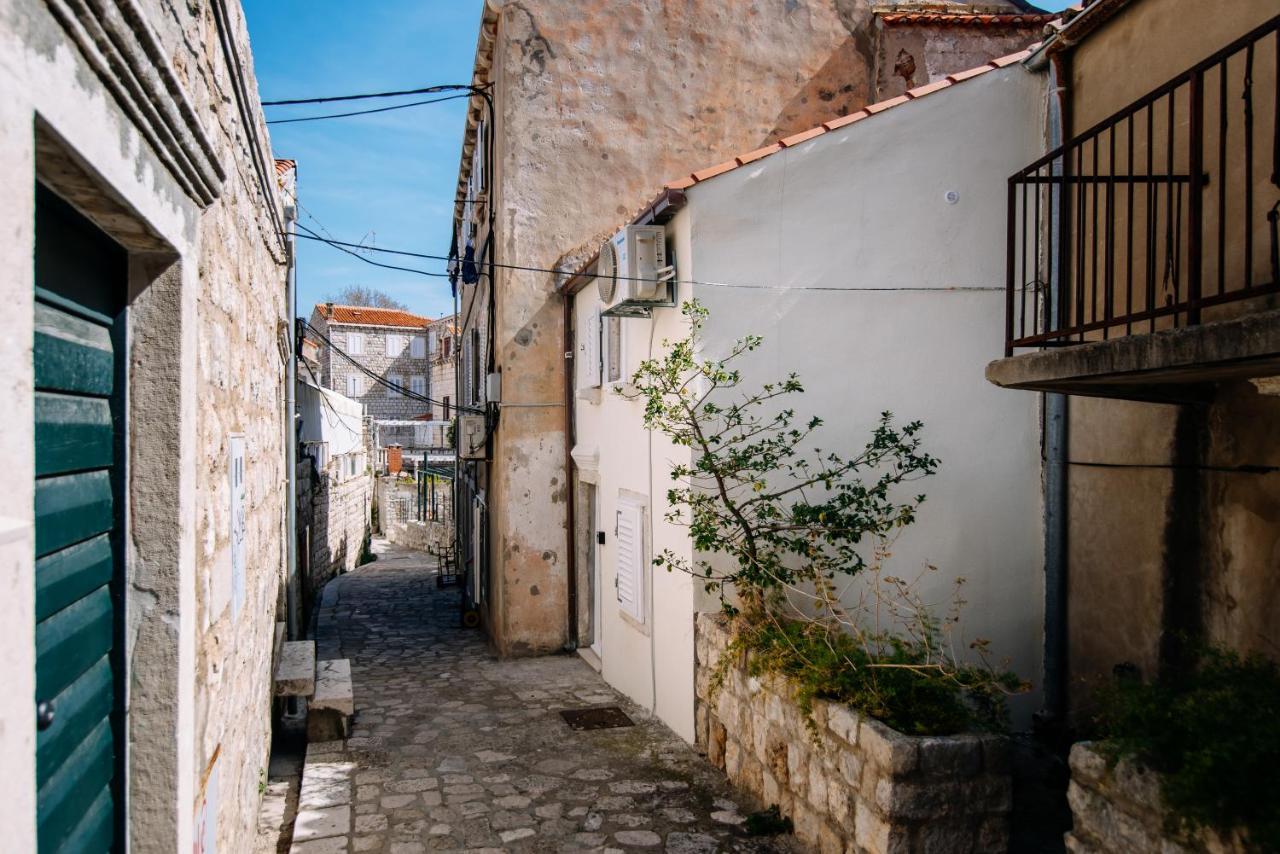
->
xmin=559 ymin=706 xmax=635 ymax=731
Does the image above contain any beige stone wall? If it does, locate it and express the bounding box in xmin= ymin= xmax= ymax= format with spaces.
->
xmin=152 ymin=1 xmax=288 ymax=850
xmin=1058 ymin=0 xmax=1280 ymax=716
xmin=1066 ymin=742 xmax=1248 ymax=853
xmin=467 ymin=0 xmax=1042 ymax=658
xmin=695 ymin=616 xmax=1012 ymax=854
xmin=297 ymin=458 xmax=372 ymax=619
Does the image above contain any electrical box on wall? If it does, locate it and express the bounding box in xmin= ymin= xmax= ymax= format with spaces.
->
xmin=458 ymin=413 xmax=488 ymax=460
xmin=597 ymin=225 xmax=674 ymax=318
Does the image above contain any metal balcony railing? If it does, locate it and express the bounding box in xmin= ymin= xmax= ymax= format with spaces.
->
xmin=1005 ymin=16 xmax=1280 ymax=356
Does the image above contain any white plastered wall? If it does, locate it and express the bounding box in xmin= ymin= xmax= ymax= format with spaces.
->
xmin=685 ymin=64 xmax=1048 ymax=726
xmin=571 ymin=210 xmax=699 ymax=742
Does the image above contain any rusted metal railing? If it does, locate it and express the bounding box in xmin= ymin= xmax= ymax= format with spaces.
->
xmin=1005 ymin=16 xmax=1280 ymax=356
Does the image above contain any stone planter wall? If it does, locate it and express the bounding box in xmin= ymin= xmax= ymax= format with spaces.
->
xmin=1065 ymin=742 xmax=1247 ymax=853
xmin=695 ymin=614 xmax=1012 ymax=854
xmin=386 ymin=519 xmax=451 ymax=554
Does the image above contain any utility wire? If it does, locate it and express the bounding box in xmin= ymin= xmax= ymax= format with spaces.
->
xmin=296 ymin=223 xmax=451 ymax=279
xmin=262 ymin=83 xmax=487 ymax=106
xmin=266 ymin=92 xmax=474 ymax=125
xmin=291 ymin=229 xmax=1005 ymax=292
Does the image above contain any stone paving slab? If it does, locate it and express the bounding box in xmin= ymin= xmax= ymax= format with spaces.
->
xmin=309 ymin=539 xmax=795 ymax=854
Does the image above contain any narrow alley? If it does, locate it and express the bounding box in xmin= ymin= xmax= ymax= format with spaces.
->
xmin=290 ymin=540 xmax=792 ymax=853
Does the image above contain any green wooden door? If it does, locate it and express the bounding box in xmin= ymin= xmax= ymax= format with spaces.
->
xmin=33 ymin=185 xmax=126 ymax=853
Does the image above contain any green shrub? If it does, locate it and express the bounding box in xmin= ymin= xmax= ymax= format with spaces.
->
xmin=723 ymin=609 xmax=1023 ymax=737
xmin=1095 ymin=648 xmax=1280 ymax=850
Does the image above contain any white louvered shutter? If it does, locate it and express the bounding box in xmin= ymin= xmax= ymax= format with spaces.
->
xmin=579 ymin=308 xmax=602 ymax=390
xmin=615 ymin=497 xmax=645 ymax=623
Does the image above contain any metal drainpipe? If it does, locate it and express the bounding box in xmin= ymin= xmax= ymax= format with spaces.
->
xmin=1040 ymin=54 xmax=1071 ymax=727
xmin=563 ymin=292 xmax=579 ymax=650
xmin=285 ymin=191 xmax=300 ymax=642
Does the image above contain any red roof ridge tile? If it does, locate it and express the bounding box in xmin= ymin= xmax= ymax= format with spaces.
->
xmin=618 ymin=43 xmax=1045 ymax=260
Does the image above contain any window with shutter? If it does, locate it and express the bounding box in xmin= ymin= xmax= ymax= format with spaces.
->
xmin=605 ymin=316 xmax=623 ymax=383
xmin=418 ymin=333 xmax=430 ymax=358
xmin=615 ymin=495 xmax=646 ymax=623
xmin=471 ymin=328 xmax=482 ymax=404
xmin=410 ymin=375 xmax=426 ymax=396
xmin=348 ymin=332 xmax=363 ymax=355
xmin=387 ymin=375 xmax=404 ymax=398
xmin=346 ymin=375 xmax=361 ymax=397
xmin=578 ymin=308 xmax=602 ymax=390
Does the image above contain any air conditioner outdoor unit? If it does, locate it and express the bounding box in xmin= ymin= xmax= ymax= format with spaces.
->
xmin=596 ymin=225 xmax=674 ymax=318
xmin=458 ymin=413 xmax=488 ymax=460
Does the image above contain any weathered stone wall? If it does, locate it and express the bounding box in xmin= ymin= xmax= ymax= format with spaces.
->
xmin=458 ymin=0 xmax=1044 ymax=659
xmin=1066 ymin=742 xmax=1247 ymax=853
xmin=297 ymin=457 xmax=372 ymax=621
xmin=695 ymin=615 xmax=1012 ymax=854
xmin=875 ymin=21 xmax=1045 ymax=101
xmin=386 ymin=519 xmax=452 ymax=554
xmin=154 ymin=0 xmax=290 ymax=850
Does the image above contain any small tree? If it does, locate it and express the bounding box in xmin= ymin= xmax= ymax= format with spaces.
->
xmin=326 ymin=285 xmax=408 ymax=311
xmin=630 ymin=300 xmax=938 ymax=608
xmin=629 ymin=301 xmax=1022 ymax=734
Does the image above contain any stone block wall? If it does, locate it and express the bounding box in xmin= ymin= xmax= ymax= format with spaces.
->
xmin=386 ymin=519 xmax=451 ymax=554
xmin=1065 ymin=742 xmax=1246 ymax=853
xmin=297 ymin=457 xmax=371 ymax=621
xmin=695 ymin=614 xmax=1011 ymax=854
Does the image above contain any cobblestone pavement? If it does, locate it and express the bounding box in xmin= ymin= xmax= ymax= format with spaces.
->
xmin=303 ymin=539 xmax=792 ymax=854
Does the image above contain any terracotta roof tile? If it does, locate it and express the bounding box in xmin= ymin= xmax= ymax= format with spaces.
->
xmin=736 ymin=143 xmax=783 ymax=165
xmin=906 ymin=78 xmax=953 ymax=99
xmin=315 ymin=304 xmax=431 ymax=328
xmin=691 ymin=159 xmax=741 ymax=182
xmin=637 ymin=44 xmax=1041 ymax=222
xmin=879 ymin=12 xmax=1057 ymax=27
xmin=864 ymin=94 xmax=911 ymax=114
xmin=948 ymin=64 xmax=995 ymax=83
xmin=822 ymin=110 xmax=870 ymax=131
xmin=779 ymin=126 xmax=827 ymax=147
xmin=274 ymin=159 xmax=296 ymax=175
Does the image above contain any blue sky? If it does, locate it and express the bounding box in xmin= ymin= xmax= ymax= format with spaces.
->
xmin=244 ymin=0 xmax=1071 ymax=320
xmin=244 ymin=1 xmax=484 ymax=320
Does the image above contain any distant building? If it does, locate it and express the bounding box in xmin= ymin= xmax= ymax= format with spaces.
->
xmin=428 ymin=313 xmax=458 ymax=422
xmin=308 ymin=303 xmax=434 ymax=421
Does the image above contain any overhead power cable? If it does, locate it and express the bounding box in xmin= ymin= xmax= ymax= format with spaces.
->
xmin=262 ymin=83 xmax=487 ymax=107
xmin=295 ymin=223 xmax=451 ymax=279
xmin=291 ymin=229 xmax=1005 ymax=293
xmin=266 ymin=92 xmax=474 ymax=125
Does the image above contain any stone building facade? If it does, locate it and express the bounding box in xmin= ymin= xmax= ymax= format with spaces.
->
xmin=449 ymin=0 xmax=1052 ymax=658
xmin=309 ymin=303 xmax=434 ymax=421
xmin=296 ymin=454 xmax=370 ymax=626
xmin=429 ymin=312 xmax=458 ymax=421
xmin=0 ymin=0 xmax=289 ymax=851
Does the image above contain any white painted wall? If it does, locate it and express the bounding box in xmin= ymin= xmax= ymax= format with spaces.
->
xmin=571 ymin=212 xmax=698 ymax=741
xmin=574 ymin=63 xmax=1049 ymax=733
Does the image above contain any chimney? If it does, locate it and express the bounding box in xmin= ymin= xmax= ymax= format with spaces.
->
xmin=387 ymin=444 xmax=403 ymax=475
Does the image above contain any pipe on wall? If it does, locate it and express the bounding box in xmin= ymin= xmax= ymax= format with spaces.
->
xmin=1039 ymin=53 xmax=1071 ymax=727
xmin=563 ymin=294 xmax=579 ymax=650
xmin=284 ymin=187 xmax=300 ymax=641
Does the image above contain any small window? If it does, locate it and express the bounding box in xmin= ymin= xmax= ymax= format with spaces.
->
xmin=579 ymin=307 xmax=602 ymax=390
xmin=442 ymin=337 xmax=452 ymax=359
xmin=386 ymin=334 xmax=406 ymax=356
xmin=615 ymin=494 xmax=646 ymax=624
xmin=442 ymin=396 xmax=451 ymax=420
xmin=348 ymin=332 xmax=364 ymax=355
xmin=346 ymin=375 xmax=362 ymax=397
xmin=412 ymin=335 xmax=426 ymax=358
xmin=410 ymin=375 xmax=426 ymax=396
xmin=605 ymin=316 xmax=623 ymax=383
xmin=387 ymin=375 xmax=404 ymax=398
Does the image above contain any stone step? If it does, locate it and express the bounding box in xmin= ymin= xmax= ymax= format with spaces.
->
xmin=275 ymin=640 xmax=316 ymax=697
xmin=308 ymin=659 xmax=354 ymax=742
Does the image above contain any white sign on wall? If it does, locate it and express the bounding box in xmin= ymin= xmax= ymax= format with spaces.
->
xmin=229 ymin=434 xmax=246 ymax=620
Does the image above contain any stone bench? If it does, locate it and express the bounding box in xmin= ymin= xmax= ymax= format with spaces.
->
xmin=274 ymin=640 xmax=315 ymax=698
xmin=307 ymin=658 xmax=354 ymax=741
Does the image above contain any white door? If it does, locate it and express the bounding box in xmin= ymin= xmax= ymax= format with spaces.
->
xmin=589 ymin=485 xmax=602 ymax=656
